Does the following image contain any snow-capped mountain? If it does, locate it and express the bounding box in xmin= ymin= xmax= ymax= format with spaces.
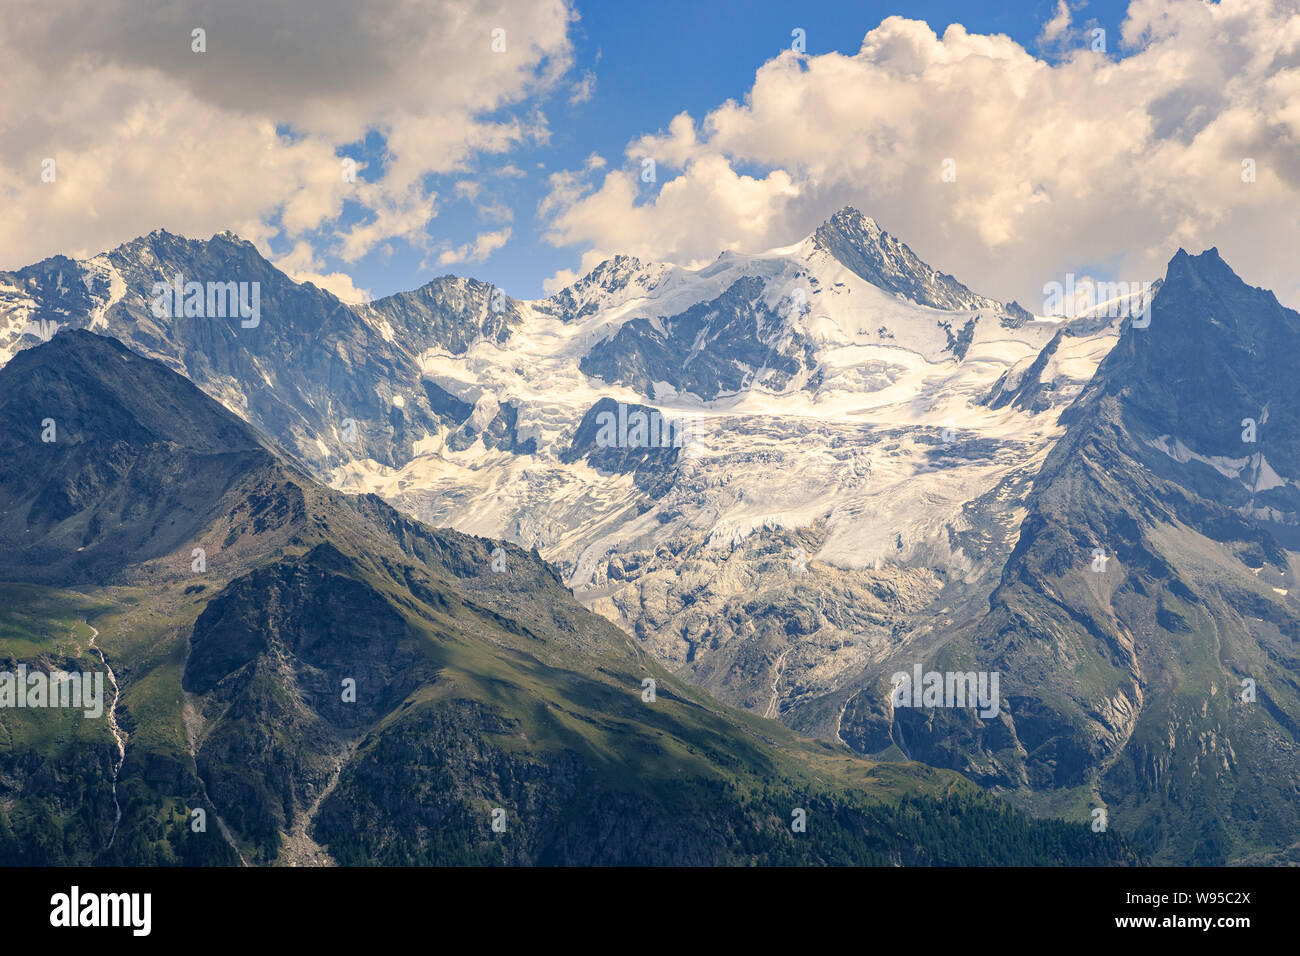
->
xmin=861 ymin=248 xmax=1300 ymax=863
xmin=21 ymin=206 xmax=1251 ymax=854
xmin=328 ymin=210 xmax=1130 ymax=723
xmin=11 ymin=207 xmax=1299 ymax=862
xmin=0 ymin=209 xmax=1127 ymax=719
xmin=0 ymin=230 xmax=535 ymax=472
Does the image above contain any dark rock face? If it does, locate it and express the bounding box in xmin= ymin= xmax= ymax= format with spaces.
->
xmin=445 ymin=398 xmax=536 ymax=455
xmin=183 ymin=543 xmax=433 ymax=858
xmin=367 ymin=275 xmax=523 ymax=355
xmin=0 ymin=330 xmax=275 ymax=585
xmin=812 ymin=207 xmax=1001 ymax=313
xmin=420 ymin=379 xmax=534 ymax=455
xmin=562 ymin=397 xmax=682 ymax=498
xmin=0 ymin=233 xmax=529 ymax=473
xmin=580 ymin=275 xmax=815 ymax=400
xmin=843 ymin=249 xmax=1300 ymax=863
xmin=185 ymin=543 xmax=422 ymax=709
xmin=937 ymin=315 xmax=980 ymax=361
xmin=983 ymin=329 xmax=1065 ymax=412
xmin=1000 ymin=300 xmax=1036 ymax=328
xmin=422 ymin=379 xmax=474 ymax=426
xmin=1094 ymin=248 xmax=1300 ymax=479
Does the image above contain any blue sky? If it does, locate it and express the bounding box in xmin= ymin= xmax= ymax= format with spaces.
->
xmin=303 ymin=0 xmax=1133 ymax=302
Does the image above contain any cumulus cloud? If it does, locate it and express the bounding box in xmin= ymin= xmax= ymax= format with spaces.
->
xmin=539 ymin=0 xmax=1300 ymax=308
xmin=0 ymin=0 xmax=576 ymax=279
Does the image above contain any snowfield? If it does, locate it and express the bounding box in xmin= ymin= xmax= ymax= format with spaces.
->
xmin=333 ymin=216 xmax=1124 ymax=601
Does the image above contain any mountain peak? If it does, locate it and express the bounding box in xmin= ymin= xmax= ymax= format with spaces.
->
xmin=5 ymin=328 xmax=263 ymax=455
xmin=819 ymin=205 xmax=885 ymax=238
xmin=1170 ymin=244 xmax=1237 ymax=278
xmin=568 ymin=253 xmax=646 ymax=286
xmin=108 ymin=227 xmax=262 ymax=263
xmin=0 ymin=329 xmax=277 ymax=583
xmin=1159 ymin=246 xmax=1263 ymax=306
xmin=1075 ymin=242 xmax=1300 ymax=472
xmin=211 ymin=229 xmax=254 ymax=247
xmin=539 ymin=253 xmax=661 ymax=323
xmin=811 ymin=206 xmax=999 ymax=312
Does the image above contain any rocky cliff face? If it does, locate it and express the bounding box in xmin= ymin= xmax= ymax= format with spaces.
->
xmin=837 ymin=250 xmax=1300 ymax=863
xmin=812 ymin=207 xmax=1003 ymax=315
xmin=0 ymin=331 xmax=1135 ymax=865
xmin=0 ymin=232 xmax=534 ymax=474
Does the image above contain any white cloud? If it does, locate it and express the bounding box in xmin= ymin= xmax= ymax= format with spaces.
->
xmin=1039 ymin=0 xmax=1074 ymax=47
xmin=569 ymin=70 xmax=597 ymax=105
xmin=539 ymin=0 xmax=1300 ymax=308
xmin=436 ymin=228 xmax=512 ymax=266
xmin=543 ymin=267 xmax=581 ymax=294
xmin=274 ymin=241 xmax=371 ymax=303
xmin=478 ymin=202 xmax=515 ymax=224
xmin=0 ymin=0 xmax=576 ymax=274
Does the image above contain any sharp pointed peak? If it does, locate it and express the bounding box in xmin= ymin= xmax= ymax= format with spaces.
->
xmin=817 ymin=205 xmax=885 ymax=236
xmin=810 ymin=206 xmax=998 ymax=312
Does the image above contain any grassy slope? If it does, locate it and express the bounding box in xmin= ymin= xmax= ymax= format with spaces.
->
xmin=0 ymin=549 xmax=1139 ymax=866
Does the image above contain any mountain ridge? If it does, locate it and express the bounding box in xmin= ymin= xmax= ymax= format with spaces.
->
xmin=841 ymin=247 xmax=1300 ymax=863
xmin=5 ymin=217 xmax=1289 ymax=865
xmin=0 ymin=328 xmax=1138 ymax=866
